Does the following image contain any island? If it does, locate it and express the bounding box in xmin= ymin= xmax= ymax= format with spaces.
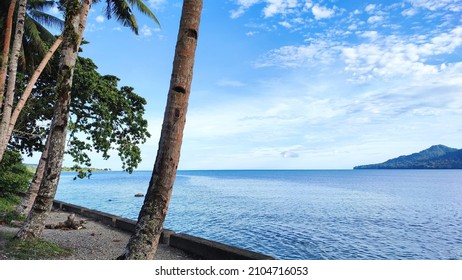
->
xmin=354 ymin=145 xmax=462 ymax=169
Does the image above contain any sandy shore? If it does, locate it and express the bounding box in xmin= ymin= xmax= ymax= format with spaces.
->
xmin=0 ymin=209 xmax=193 ymax=260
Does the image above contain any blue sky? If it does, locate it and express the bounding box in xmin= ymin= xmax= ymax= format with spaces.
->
xmin=36 ymin=0 xmax=462 ymax=170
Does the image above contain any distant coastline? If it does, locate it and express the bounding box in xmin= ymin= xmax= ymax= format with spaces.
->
xmin=24 ymin=164 xmax=111 ymax=173
xmin=354 ymin=145 xmax=462 ymax=169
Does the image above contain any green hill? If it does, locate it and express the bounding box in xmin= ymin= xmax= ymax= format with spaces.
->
xmin=354 ymin=145 xmax=462 ymax=169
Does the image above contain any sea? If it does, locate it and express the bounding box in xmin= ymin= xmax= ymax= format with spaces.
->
xmin=55 ymin=169 xmax=462 ymax=260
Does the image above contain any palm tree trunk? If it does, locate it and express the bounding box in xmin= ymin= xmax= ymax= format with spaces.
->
xmin=0 ymin=36 xmax=62 ymax=162
xmin=15 ymin=0 xmax=91 ymax=240
xmin=16 ymin=135 xmax=49 ymax=215
xmin=0 ymin=0 xmax=27 ymax=163
xmin=118 ymin=0 xmax=203 ymax=260
xmin=0 ymin=0 xmax=17 ymax=106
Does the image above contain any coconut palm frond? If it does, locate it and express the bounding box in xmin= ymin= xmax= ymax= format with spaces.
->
xmin=105 ymin=0 xmax=139 ymax=35
xmin=29 ymin=16 xmax=58 ymax=45
xmin=28 ymin=9 xmax=64 ymax=31
xmin=128 ymin=0 xmax=160 ymax=27
xmin=24 ymin=17 xmax=48 ymax=57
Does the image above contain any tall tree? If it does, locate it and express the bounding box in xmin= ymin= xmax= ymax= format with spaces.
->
xmin=118 ymin=0 xmax=203 ymax=260
xmin=15 ymin=0 xmax=158 ymax=240
xmin=0 ymin=0 xmax=17 ymax=103
xmin=0 ymin=0 xmax=28 ymax=162
xmin=15 ymin=0 xmax=91 ymax=239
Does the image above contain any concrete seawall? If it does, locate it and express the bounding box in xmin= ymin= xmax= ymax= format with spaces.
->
xmin=53 ymin=200 xmax=275 ymax=260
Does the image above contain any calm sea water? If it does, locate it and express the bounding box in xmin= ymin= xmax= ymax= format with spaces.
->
xmin=55 ymin=170 xmax=462 ymax=260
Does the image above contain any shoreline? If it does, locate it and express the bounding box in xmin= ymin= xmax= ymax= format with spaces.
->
xmin=0 ymin=200 xmax=274 ymax=260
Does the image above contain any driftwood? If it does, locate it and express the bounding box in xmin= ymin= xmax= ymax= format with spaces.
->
xmin=45 ymin=213 xmax=86 ymax=230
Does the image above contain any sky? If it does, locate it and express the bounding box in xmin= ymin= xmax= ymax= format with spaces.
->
xmin=32 ymin=0 xmax=462 ymax=170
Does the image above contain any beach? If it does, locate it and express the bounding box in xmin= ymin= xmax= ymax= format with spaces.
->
xmin=0 ymin=209 xmax=193 ymax=260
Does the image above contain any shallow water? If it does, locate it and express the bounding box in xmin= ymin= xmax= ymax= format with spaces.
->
xmin=56 ymin=170 xmax=462 ymax=260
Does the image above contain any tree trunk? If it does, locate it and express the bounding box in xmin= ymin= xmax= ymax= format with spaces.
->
xmin=16 ymin=134 xmax=50 ymax=216
xmin=0 ymin=36 xmax=62 ymax=162
xmin=15 ymin=0 xmax=91 ymax=240
xmin=0 ymin=0 xmax=27 ymax=163
xmin=0 ymin=0 xmax=17 ymax=106
xmin=118 ymin=0 xmax=203 ymax=260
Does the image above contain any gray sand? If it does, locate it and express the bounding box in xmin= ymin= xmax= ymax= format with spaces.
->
xmin=0 ymin=209 xmax=193 ymax=260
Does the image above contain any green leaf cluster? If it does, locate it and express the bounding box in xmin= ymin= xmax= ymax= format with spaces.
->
xmin=0 ymin=149 xmax=33 ymax=196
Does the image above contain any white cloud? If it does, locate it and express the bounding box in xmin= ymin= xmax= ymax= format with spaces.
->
xmin=141 ymin=25 xmax=153 ymax=36
xmin=281 ymin=151 xmax=299 ymax=158
xmin=311 ymin=4 xmax=335 ymax=20
xmin=358 ymin=31 xmax=379 ymax=41
xmin=303 ymin=1 xmax=313 ymax=11
xmin=255 ymin=40 xmax=338 ymax=68
xmin=407 ymin=0 xmax=462 ymax=12
xmin=365 ymin=4 xmax=376 ymax=13
xmin=367 ymin=15 xmax=384 ymax=24
xmin=256 ymin=25 xmax=462 ymax=82
xmin=279 ymin=21 xmax=292 ymax=28
xmin=86 ymin=23 xmax=104 ymax=33
xmin=96 ymin=15 xmax=105 ymax=23
xmin=401 ymin=8 xmax=418 ymax=16
xmin=263 ymin=0 xmax=299 ymax=18
xmin=348 ymin=24 xmax=358 ymax=31
xmin=231 ymin=0 xmax=261 ymax=18
xmin=341 ymin=26 xmax=462 ymax=80
xmin=231 ymin=0 xmax=307 ymax=18
xmin=140 ymin=25 xmax=160 ymax=37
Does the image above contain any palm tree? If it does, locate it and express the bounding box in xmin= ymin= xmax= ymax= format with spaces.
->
xmin=0 ymin=0 xmax=17 ymax=104
xmin=0 ymin=0 xmax=64 ymax=162
xmin=0 ymin=0 xmax=28 ymax=163
xmin=16 ymin=0 xmax=158 ymax=240
xmin=118 ymin=0 xmax=203 ymax=260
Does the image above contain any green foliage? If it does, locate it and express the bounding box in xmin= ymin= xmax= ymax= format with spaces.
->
xmin=0 ymin=150 xmax=33 ymax=196
xmin=68 ymin=58 xmax=151 ymax=174
xmin=0 ymin=195 xmax=20 ymax=213
xmin=0 ymin=232 xmax=72 ymax=259
xmin=10 ymin=55 xmax=151 ymax=175
xmin=354 ymin=145 xmax=462 ymax=169
xmin=0 ymin=193 xmax=25 ymax=226
xmin=0 ymin=0 xmax=64 ymax=75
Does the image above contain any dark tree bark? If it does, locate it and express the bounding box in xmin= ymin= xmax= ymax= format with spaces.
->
xmin=16 ymin=133 xmax=50 ymax=216
xmin=118 ymin=0 xmax=203 ymax=259
xmin=15 ymin=0 xmax=91 ymax=240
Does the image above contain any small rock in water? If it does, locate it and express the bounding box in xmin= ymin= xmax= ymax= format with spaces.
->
xmin=134 ymin=193 xmax=144 ymax=197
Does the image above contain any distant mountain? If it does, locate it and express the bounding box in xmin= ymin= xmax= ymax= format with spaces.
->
xmin=354 ymin=145 xmax=462 ymax=169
